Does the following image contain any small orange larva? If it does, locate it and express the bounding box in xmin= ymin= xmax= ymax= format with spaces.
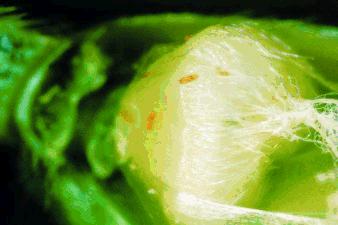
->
xmin=179 ymin=74 xmax=198 ymax=84
xmin=146 ymin=111 xmax=156 ymax=130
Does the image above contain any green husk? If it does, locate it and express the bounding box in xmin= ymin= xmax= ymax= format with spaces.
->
xmin=0 ymin=8 xmax=67 ymax=142
xmin=83 ymin=87 xmax=126 ymax=179
xmin=15 ymin=41 xmax=109 ymax=174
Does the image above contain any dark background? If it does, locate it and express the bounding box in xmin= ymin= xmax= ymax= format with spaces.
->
xmin=1 ymin=1 xmax=337 ymax=225
xmin=2 ymin=0 xmax=338 ymax=32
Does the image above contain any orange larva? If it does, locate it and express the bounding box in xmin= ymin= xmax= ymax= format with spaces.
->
xmin=179 ymin=74 xmax=198 ymax=84
xmin=216 ymin=67 xmax=229 ymax=76
xmin=146 ymin=111 xmax=156 ymax=130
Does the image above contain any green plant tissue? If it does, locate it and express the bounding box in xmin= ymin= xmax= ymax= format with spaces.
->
xmin=1 ymin=9 xmax=337 ymax=225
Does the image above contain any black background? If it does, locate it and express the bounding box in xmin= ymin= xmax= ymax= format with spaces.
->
xmin=1 ymin=1 xmax=337 ymax=225
xmin=2 ymin=0 xmax=338 ymax=32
